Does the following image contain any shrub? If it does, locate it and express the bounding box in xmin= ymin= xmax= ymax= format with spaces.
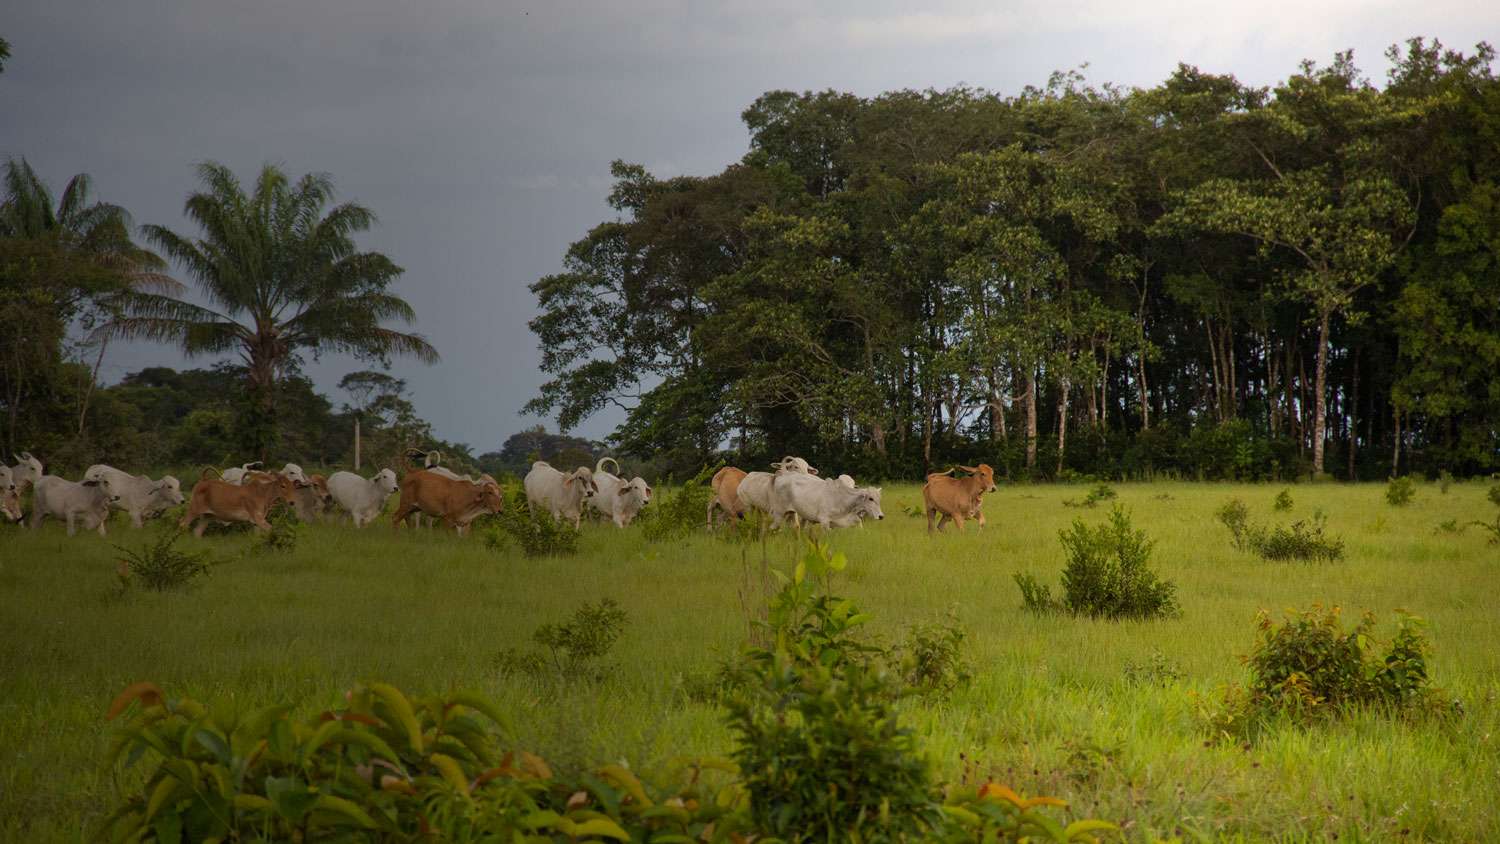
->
xmin=1123 ymin=650 xmax=1183 ymax=687
xmin=1439 ymin=470 xmax=1453 ymax=494
xmin=1434 ymin=518 xmax=1464 ymax=535
xmin=1256 ymin=510 xmax=1345 ymax=562
xmin=255 ymin=505 xmax=301 ymax=554
xmin=1386 ymin=475 xmax=1416 ymax=506
xmin=1014 ymin=572 xmax=1061 ymax=614
xmin=1057 ymin=506 xmax=1178 ymax=620
xmin=1489 ymin=484 xmax=1500 ymax=507
xmin=1273 ymin=488 xmax=1293 ymax=511
xmin=640 ymin=463 xmax=718 ymax=542
xmin=889 ymin=610 xmax=972 ymax=699
xmin=112 ymin=529 xmax=214 ymax=592
xmin=1199 ymin=606 xmax=1445 ymax=742
xmin=1470 ymin=512 xmax=1500 ymax=545
xmin=1215 ymin=498 xmax=1259 ymax=551
xmin=1063 ymin=482 xmax=1117 ymax=508
xmin=495 ymin=598 xmax=627 ymax=683
xmin=487 ymin=487 xmax=579 ymax=558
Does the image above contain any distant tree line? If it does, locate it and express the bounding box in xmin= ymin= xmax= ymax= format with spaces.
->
xmin=528 ymin=39 xmax=1500 ymax=481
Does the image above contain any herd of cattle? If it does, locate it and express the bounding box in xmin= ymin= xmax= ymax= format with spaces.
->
xmin=0 ymin=449 xmax=1001 ymax=539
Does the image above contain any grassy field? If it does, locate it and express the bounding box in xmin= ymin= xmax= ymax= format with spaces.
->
xmin=1 ymin=480 xmax=1497 ymax=841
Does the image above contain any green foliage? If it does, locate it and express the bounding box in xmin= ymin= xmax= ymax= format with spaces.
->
xmin=1386 ymin=476 xmax=1417 ymax=506
xmin=1057 ymin=506 xmax=1178 ymax=620
xmin=889 ymin=611 xmax=972 ymax=699
xmin=638 ymin=463 xmax=717 ymax=542
xmin=1122 ymin=650 xmax=1184 ymax=687
xmin=486 ymin=487 xmax=579 ymax=558
xmin=1014 ymin=572 xmax=1061 ymax=614
xmin=1063 ymin=483 xmax=1117 ymax=508
xmin=1215 ymin=498 xmax=1255 ymax=550
xmin=1273 ymin=488 xmax=1294 ymax=511
xmin=1200 ymin=606 xmax=1445 ymax=742
xmin=1439 ymin=470 xmax=1453 ymax=493
xmin=495 ymin=599 xmax=627 ymax=683
xmin=1488 ymin=484 xmax=1500 ymax=508
xmin=111 ymin=529 xmax=214 ymax=592
xmin=1469 ymin=512 xmax=1500 ymax=546
xmin=255 ymin=505 xmax=301 ymax=554
xmin=1256 ymin=511 xmax=1346 ymax=562
xmin=98 ymin=681 xmax=745 ymax=843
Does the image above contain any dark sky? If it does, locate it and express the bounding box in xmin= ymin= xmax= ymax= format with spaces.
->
xmin=3 ymin=1 xmax=1494 ymax=450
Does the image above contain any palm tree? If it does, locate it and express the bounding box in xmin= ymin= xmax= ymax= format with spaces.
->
xmin=106 ymin=162 xmax=439 ymax=455
xmin=0 ymin=158 xmax=174 ymax=445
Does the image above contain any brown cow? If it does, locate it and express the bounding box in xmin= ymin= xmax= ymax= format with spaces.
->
xmin=921 ymin=463 xmax=998 ymax=534
xmin=291 ymin=473 xmax=334 ymax=523
xmin=706 ymin=466 xmax=748 ymax=529
xmin=180 ymin=472 xmax=297 ymax=536
xmin=392 ymin=470 xmax=504 ymax=534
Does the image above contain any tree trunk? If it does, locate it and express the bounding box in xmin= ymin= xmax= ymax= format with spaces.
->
xmin=1347 ymin=347 xmax=1359 ymax=481
xmin=354 ymin=416 xmax=362 ymax=471
xmin=1312 ymin=309 xmax=1330 ymax=477
xmin=1136 ymin=352 xmax=1150 ymax=430
xmin=1056 ymin=378 xmax=1070 ymax=477
xmin=1391 ymin=404 xmax=1401 ymax=477
xmin=1024 ymin=371 xmax=1038 ymax=471
xmin=76 ymin=336 xmax=110 ymax=436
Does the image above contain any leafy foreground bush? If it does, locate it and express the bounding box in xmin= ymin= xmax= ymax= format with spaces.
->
xmin=1386 ymin=475 xmax=1416 ymax=506
xmin=486 ymin=487 xmax=578 ymax=558
xmin=1215 ymin=498 xmax=1344 ymax=562
xmin=112 ymin=529 xmax=214 ymax=591
xmin=1197 ymin=605 xmax=1449 ymax=742
xmin=639 ymin=463 xmax=718 ymax=542
xmin=1016 ymin=506 xmax=1178 ymax=621
xmin=101 ymin=545 xmax=1113 ymax=843
xmin=495 ymin=598 xmax=627 ymax=683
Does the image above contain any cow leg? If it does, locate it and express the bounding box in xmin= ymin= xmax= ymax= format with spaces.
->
xmin=65 ymin=513 xmax=77 ymax=537
xmin=192 ymin=519 xmax=207 ymax=537
xmin=96 ymin=516 xmax=108 ymax=538
xmin=953 ymin=513 xmax=966 ymax=532
xmin=706 ymin=499 xmax=717 ymax=530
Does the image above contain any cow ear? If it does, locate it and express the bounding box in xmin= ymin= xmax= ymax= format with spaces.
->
xmin=563 ymin=477 xmax=573 ymax=487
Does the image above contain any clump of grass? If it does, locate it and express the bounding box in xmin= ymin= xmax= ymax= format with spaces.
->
xmin=1434 ymin=518 xmax=1464 ymax=535
xmin=1198 ymin=606 xmax=1447 ymax=742
xmin=1064 ymin=482 xmax=1117 ymax=508
xmin=494 ymin=598 xmax=627 ymax=683
xmin=1273 ymin=488 xmax=1293 ymax=511
xmin=1217 ymin=498 xmax=1344 ymax=562
xmin=1017 ymin=506 xmax=1178 ymax=620
xmin=487 ymin=487 xmax=579 ymax=558
xmin=113 ymin=529 xmax=215 ymax=592
xmin=1123 ymin=649 xmax=1183 ymax=686
xmin=1439 ymin=470 xmax=1453 ymax=494
xmin=1386 ymin=476 xmax=1416 ymax=507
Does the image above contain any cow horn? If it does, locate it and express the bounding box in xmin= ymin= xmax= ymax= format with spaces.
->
xmin=596 ymin=456 xmax=620 ymax=476
xmin=959 ymin=465 xmax=979 ymax=474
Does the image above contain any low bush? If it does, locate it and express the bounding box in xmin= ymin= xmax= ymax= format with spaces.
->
xmin=1273 ymin=488 xmax=1293 ymax=511
xmin=1470 ymin=512 xmax=1500 ymax=545
xmin=494 ymin=598 xmax=627 ymax=683
xmin=1198 ymin=605 xmax=1446 ymax=742
xmin=1489 ymin=484 xmax=1500 ymax=507
xmin=1122 ymin=650 xmax=1183 ymax=687
xmin=1386 ymin=475 xmax=1416 ymax=506
xmin=486 ymin=487 xmax=579 ymax=558
xmin=112 ymin=529 xmax=214 ymax=592
xmin=1064 ymin=483 xmax=1117 ymax=508
xmin=1015 ymin=506 xmax=1178 ymax=621
xmin=1015 ymin=572 xmax=1061 ymax=614
xmin=255 ymin=505 xmax=301 ymax=554
xmin=889 ymin=610 xmax=972 ymax=699
xmin=1439 ymin=470 xmax=1453 ymax=494
xmin=1215 ymin=498 xmax=1257 ymax=551
xmin=639 ymin=463 xmax=718 ymax=542
xmin=1217 ymin=499 xmax=1344 ymax=562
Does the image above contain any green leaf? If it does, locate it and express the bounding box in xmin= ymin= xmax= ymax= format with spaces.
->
xmin=369 ymin=682 xmax=424 ymax=753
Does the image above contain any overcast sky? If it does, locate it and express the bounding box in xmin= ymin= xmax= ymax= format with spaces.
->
xmin=2 ymin=1 xmax=1495 ymax=451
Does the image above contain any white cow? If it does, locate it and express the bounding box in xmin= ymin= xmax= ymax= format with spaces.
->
xmin=5 ymin=452 xmax=44 ymax=492
xmin=221 ymin=462 xmax=307 ymax=485
xmin=30 ymin=475 xmax=119 ymax=536
xmin=736 ymin=456 xmax=820 ymax=518
xmin=523 ymin=461 xmax=599 ymax=529
xmin=589 ymin=457 xmax=653 ymax=527
xmin=769 ymin=472 xmax=884 ymax=531
xmin=216 ymin=461 xmax=264 ymax=484
xmin=327 ymin=469 xmax=400 ymax=528
xmin=82 ymin=465 xmax=184 ymax=527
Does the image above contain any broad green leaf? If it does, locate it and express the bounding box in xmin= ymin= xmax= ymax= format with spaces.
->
xmin=369 ymin=682 xmax=424 ymax=753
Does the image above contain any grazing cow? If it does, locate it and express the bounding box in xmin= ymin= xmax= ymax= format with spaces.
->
xmin=736 ymin=457 xmax=819 ymax=520
xmin=392 ymin=470 xmax=504 ymax=533
xmin=769 ymin=472 xmax=884 ymax=531
xmin=707 ymin=466 xmax=748 ymax=528
xmin=1 ymin=476 xmax=22 ymax=523
xmin=327 ymin=469 xmax=400 ymax=528
xmin=6 ymin=452 xmax=44 ymax=493
xmin=180 ymin=472 xmax=297 ymax=536
xmin=290 ymin=473 xmax=335 ymax=523
xmin=82 ymin=465 xmax=184 ymax=527
xmin=523 ymin=461 xmax=598 ymax=529
xmin=30 ymin=475 xmax=119 ymax=536
xmin=589 ymin=457 xmax=652 ymax=528
xmin=921 ymin=463 xmax=998 ymax=534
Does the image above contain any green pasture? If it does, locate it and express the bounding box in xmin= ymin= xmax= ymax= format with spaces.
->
xmin=1 ymin=480 xmax=1497 ymax=841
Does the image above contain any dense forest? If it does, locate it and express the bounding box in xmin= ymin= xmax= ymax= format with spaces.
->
xmin=528 ymin=39 xmax=1500 ymax=481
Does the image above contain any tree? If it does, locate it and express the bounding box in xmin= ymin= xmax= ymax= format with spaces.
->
xmin=339 ymin=370 xmax=403 ymax=470
xmin=105 ymin=162 xmax=439 ymax=458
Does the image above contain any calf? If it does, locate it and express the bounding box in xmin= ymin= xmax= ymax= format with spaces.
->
xmin=1 ymin=476 xmax=23 ymax=523
xmin=290 ymin=473 xmax=334 ymax=523
xmin=707 ymin=466 xmax=748 ymax=528
xmin=921 ymin=463 xmax=998 ymax=534
xmin=392 ymin=470 xmax=504 ymax=533
xmin=30 ymin=475 xmax=119 ymax=536
xmin=589 ymin=458 xmax=653 ymax=528
xmin=180 ymin=472 xmax=297 ymax=536
xmin=523 ymin=461 xmax=598 ymax=529
xmin=83 ymin=465 xmax=184 ymax=527
xmin=769 ymin=472 xmax=884 ymax=531
xmin=327 ymin=469 xmax=399 ymax=528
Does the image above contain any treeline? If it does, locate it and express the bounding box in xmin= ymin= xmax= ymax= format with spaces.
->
xmin=528 ymin=39 xmax=1500 ymax=481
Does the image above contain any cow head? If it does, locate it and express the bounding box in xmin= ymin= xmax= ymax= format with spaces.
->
xmin=10 ymin=452 xmax=43 ymax=489
xmin=774 ymin=456 xmax=817 ymax=475
xmin=631 ymin=477 xmax=652 ymax=504
xmin=856 ymin=488 xmax=884 ymax=521
xmin=149 ymin=476 xmax=186 ymax=510
xmin=306 ymin=474 xmax=334 ymax=505
xmin=279 ymin=463 xmax=308 ymax=485
xmin=960 ymin=464 xmax=997 ymax=493
xmin=374 ymin=468 xmax=400 ymax=495
xmin=473 ymin=481 xmax=505 ymax=514
xmin=0 ymin=482 xmax=20 ymax=522
xmin=565 ymin=467 xmax=599 ymax=501
xmin=81 ymin=477 xmax=123 ymax=506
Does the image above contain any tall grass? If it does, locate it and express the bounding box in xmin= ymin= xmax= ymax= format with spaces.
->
xmin=1 ymin=481 xmax=1497 ymax=840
